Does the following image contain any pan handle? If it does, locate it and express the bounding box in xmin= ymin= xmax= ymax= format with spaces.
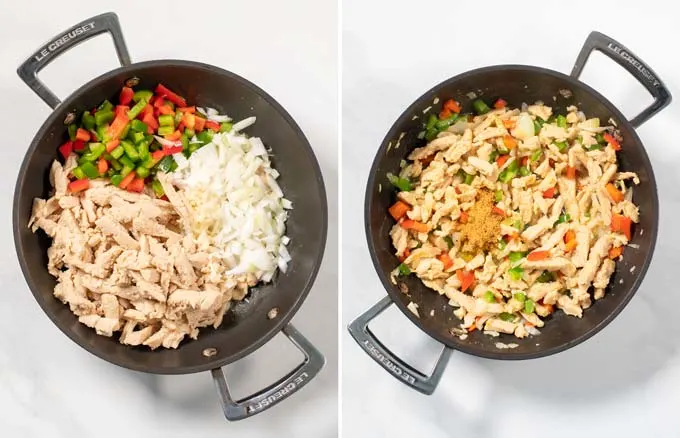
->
xmin=348 ymin=295 xmax=452 ymax=395
xmin=570 ymin=31 xmax=671 ymax=128
xmin=211 ymin=323 xmax=324 ymax=421
xmin=17 ymin=12 xmax=131 ymax=109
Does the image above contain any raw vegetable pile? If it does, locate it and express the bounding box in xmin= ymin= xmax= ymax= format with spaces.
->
xmin=58 ymin=83 xmax=233 ymax=196
xmin=387 ymin=96 xmax=639 ymax=341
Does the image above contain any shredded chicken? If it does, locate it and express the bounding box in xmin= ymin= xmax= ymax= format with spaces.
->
xmin=29 ymin=168 xmax=253 ymax=350
xmin=390 ymin=102 xmax=638 ymax=340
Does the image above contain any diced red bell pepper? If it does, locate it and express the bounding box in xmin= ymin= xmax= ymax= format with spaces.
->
xmin=205 ymin=120 xmax=220 ymax=131
xmin=542 ymin=187 xmax=556 ymax=198
xmin=611 ymin=214 xmax=633 ymax=240
xmin=177 ymin=106 xmax=196 ymax=114
xmin=153 ymin=97 xmax=166 ymax=109
xmin=115 ymin=105 xmax=130 ymax=118
xmin=443 ymin=99 xmax=461 ymax=114
xmin=97 ymin=157 xmax=108 ymax=174
xmin=437 ymin=252 xmax=454 ymax=270
xmin=164 ymin=130 xmax=182 ymax=141
xmin=59 ymin=141 xmax=73 ymax=160
xmin=155 ymin=83 xmax=187 ymax=107
xmin=108 ymin=112 xmax=130 ymax=140
xmin=75 ymin=128 xmax=91 ymax=142
xmin=163 ymin=145 xmax=183 ymax=155
xmin=126 ymin=177 xmax=145 ymax=193
xmin=182 ymin=112 xmax=196 ymax=130
xmin=177 ymin=121 xmax=185 ymax=132
xmin=119 ymin=86 xmax=134 ymax=105
xmin=119 ymin=171 xmax=136 ymax=190
xmin=151 ymin=150 xmax=165 ymax=162
xmin=142 ymin=113 xmax=159 ymax=133
xmin=73 ymin=140 xmax=86 ymax=152
xmin=603 ymin=133 xmax=621 ymax=151
xmin=494 ymin=98 xmax=507 ymax=109
xmin=68 ymin=179 xmax=89 ymax=193
xmin=89 ymin=130 xmax=99 ymax=141
xmin=138 ymin=103 xmax=153 ymax=120
xmin=158 ymin=105 xmax=175 ymax=115
xmin=456 ymin=269 xmax=475 ymax=293
xmin=194 ymin=116 xmax=206 ymax=132
xmin=105 ymin=139 xmax=121 ymax=153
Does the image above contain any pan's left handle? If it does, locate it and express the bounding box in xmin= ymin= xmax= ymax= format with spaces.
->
xmin=348 ymin=296 xmax=452 ymax=395
xmin=211 ymin=324 xmax=324 ymax=421
xmin=17 ymin=12 xmax=131 ymax=109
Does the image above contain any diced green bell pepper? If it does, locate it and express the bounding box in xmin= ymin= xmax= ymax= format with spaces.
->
xmin=472 ymin=99 xmax=490 ymax=115
xmin=157 ymin=155 xmax=175 ymax=173
xmin=72 ymin=167 xmax=86 ymax=180
xmin=152 ymin=178 xmax=165 ymax=197
xmin=135 ymin=166 xmax=150 ymax=179
xmin=397 ymin=263 xmax=411 ymax=276
xmin=386 ymin=173 xmax=412 ymax=191
xmin=483 ymin=290 xmax=495 ymax=303
xmin=508 ymin=251 xmax=526 ymax=263
xmin=127 ymin=99 xmax=148 ymax=120
xmin=120 ymin=165 xmax=134 ymax=177
xmin=130 ymin=119 xmax=148 ymax=133
xmin=82 ymin=111 xmax=96 ymax=130
xmin=110 ymin=146 xmax=125 ymax=160
xmin=184 ymin=128 xmax=195 ymax=138
xmin=499 ymin=312 xmax=516 ymax=322
xmin=121 ymin=141 xmax=139 ymax=161
xmin=110 ymin=174 xmax=123 ymax=186
xmin=519 ymin=166 xmax=531 ymax=177
xmin=68 ymin=124 xmax=78 ymax=141
xmin=158 ymin=114 xmax=175 ymax=127
xmin=132 ymin=90 xmax=153 ymax=103
xmin=495 ymin=190 xmax=503 ymax=202
xmin=556 ymin=114 xmax=567 ymax=128
xmin=81 ymin=143 xmax=105 ymax=161
xmin=96 ymin=124 xmax=111 ymax=143
xmin=79 ymin=161 xmax=100 ymax=179
xmin=537 ymin=270 xmax=554 ymax=283
xmin=137 ymin=140 xmax=150 ymax=161
xmin=524 ymin=299 xmax=535 ymax=314
xmin=533 ymin=119 xmax=544 ymax=135
xmin=131 ymin=131 xmax=145 ymax=145
xmin=531 ymin=149 xmax=542 ymax=162
xmin=508 ymin=266 xmax=524 ymax=281
xmin=95 ymin=110 xmax=114 ymax=127
xmin=119 ymin=154 xmax=135 ymax=170
xmin=110 ymin=158 xmax=122 ymax=171
xmin=98 ymin=100 xmax=113 ymax=113
xmin=157 ymin=126 xmax=174 ymax=136
xmin=555 ymin=141 xmax=569 ymax=153
xmin=220 ymin=122 xmax=233 ymax=132
xmin=513 ymin=292 xmax=526 ymax=303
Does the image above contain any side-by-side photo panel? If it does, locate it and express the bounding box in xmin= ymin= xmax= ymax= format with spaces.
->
xmin=343 ymin=0 xmax=679 ymax=437
xmin=2 ymin=0 xmax=337 ymax=436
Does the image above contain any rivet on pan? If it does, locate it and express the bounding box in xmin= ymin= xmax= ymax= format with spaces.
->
xmin=125 ymin=77 xmax=140 ymax=87
xmin=267 ymin=307 xmax=279 ymax=320
xmin=63 ymin=112 xmax=76 ymax=125
xmin=202 ymin=348 xmax=217 ymax=357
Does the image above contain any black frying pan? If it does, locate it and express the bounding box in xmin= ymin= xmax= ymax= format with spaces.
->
xmin=13 ymin=13 xmax=328 ymax=420
xmin=349 ymin=32 xmax=670 ymax=394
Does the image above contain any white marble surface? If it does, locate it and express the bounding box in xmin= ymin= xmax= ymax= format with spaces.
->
xmin=342 ymin=0 xmax=680 ymax=436
xmin=0 ymin=1 xmax=337 ymax=436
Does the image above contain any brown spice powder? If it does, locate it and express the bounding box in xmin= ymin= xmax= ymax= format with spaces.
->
xmin=459 ymin=189 xmax=502 ymax=253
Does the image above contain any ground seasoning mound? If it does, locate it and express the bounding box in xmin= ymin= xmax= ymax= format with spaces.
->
xmin=459 ymin=189 xmax=502 ymax=252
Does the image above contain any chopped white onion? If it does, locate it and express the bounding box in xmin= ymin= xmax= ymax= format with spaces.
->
xmin=153 ymin=135 xmax=182 ymax=148
xmin=232 ymin=116 xmax=257 ymax=132
xmin=171 ymin=124 xmax=290 ymax=281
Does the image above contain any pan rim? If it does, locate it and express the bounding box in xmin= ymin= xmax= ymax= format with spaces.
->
xmin=364 ymin=63 xmax=659 ymax=360
xmin=13 ymin=59 xmax=328 ymax=374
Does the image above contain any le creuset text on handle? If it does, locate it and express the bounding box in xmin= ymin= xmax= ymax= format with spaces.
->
xmin=570 ymin=31 xmax=671 ymax=128
xmin=17 ymin=12 xmax=131 ymax=109
xmin=348 ymin=296 xmax=452 ymax=395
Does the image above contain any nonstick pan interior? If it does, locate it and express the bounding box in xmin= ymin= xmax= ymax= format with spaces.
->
xmin=366 ymin=66 xmax=658 ymax=359
xmin=14 ymin=61 xmax=327 ymax=373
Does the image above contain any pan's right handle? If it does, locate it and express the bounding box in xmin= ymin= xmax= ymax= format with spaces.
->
xmin=570 ymin=31 xmax=671 ymax=128
xmin=17 ymin=12 xmax=131 ymax=109
xmin=348 ymin=296 xmax=452 ymax=395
